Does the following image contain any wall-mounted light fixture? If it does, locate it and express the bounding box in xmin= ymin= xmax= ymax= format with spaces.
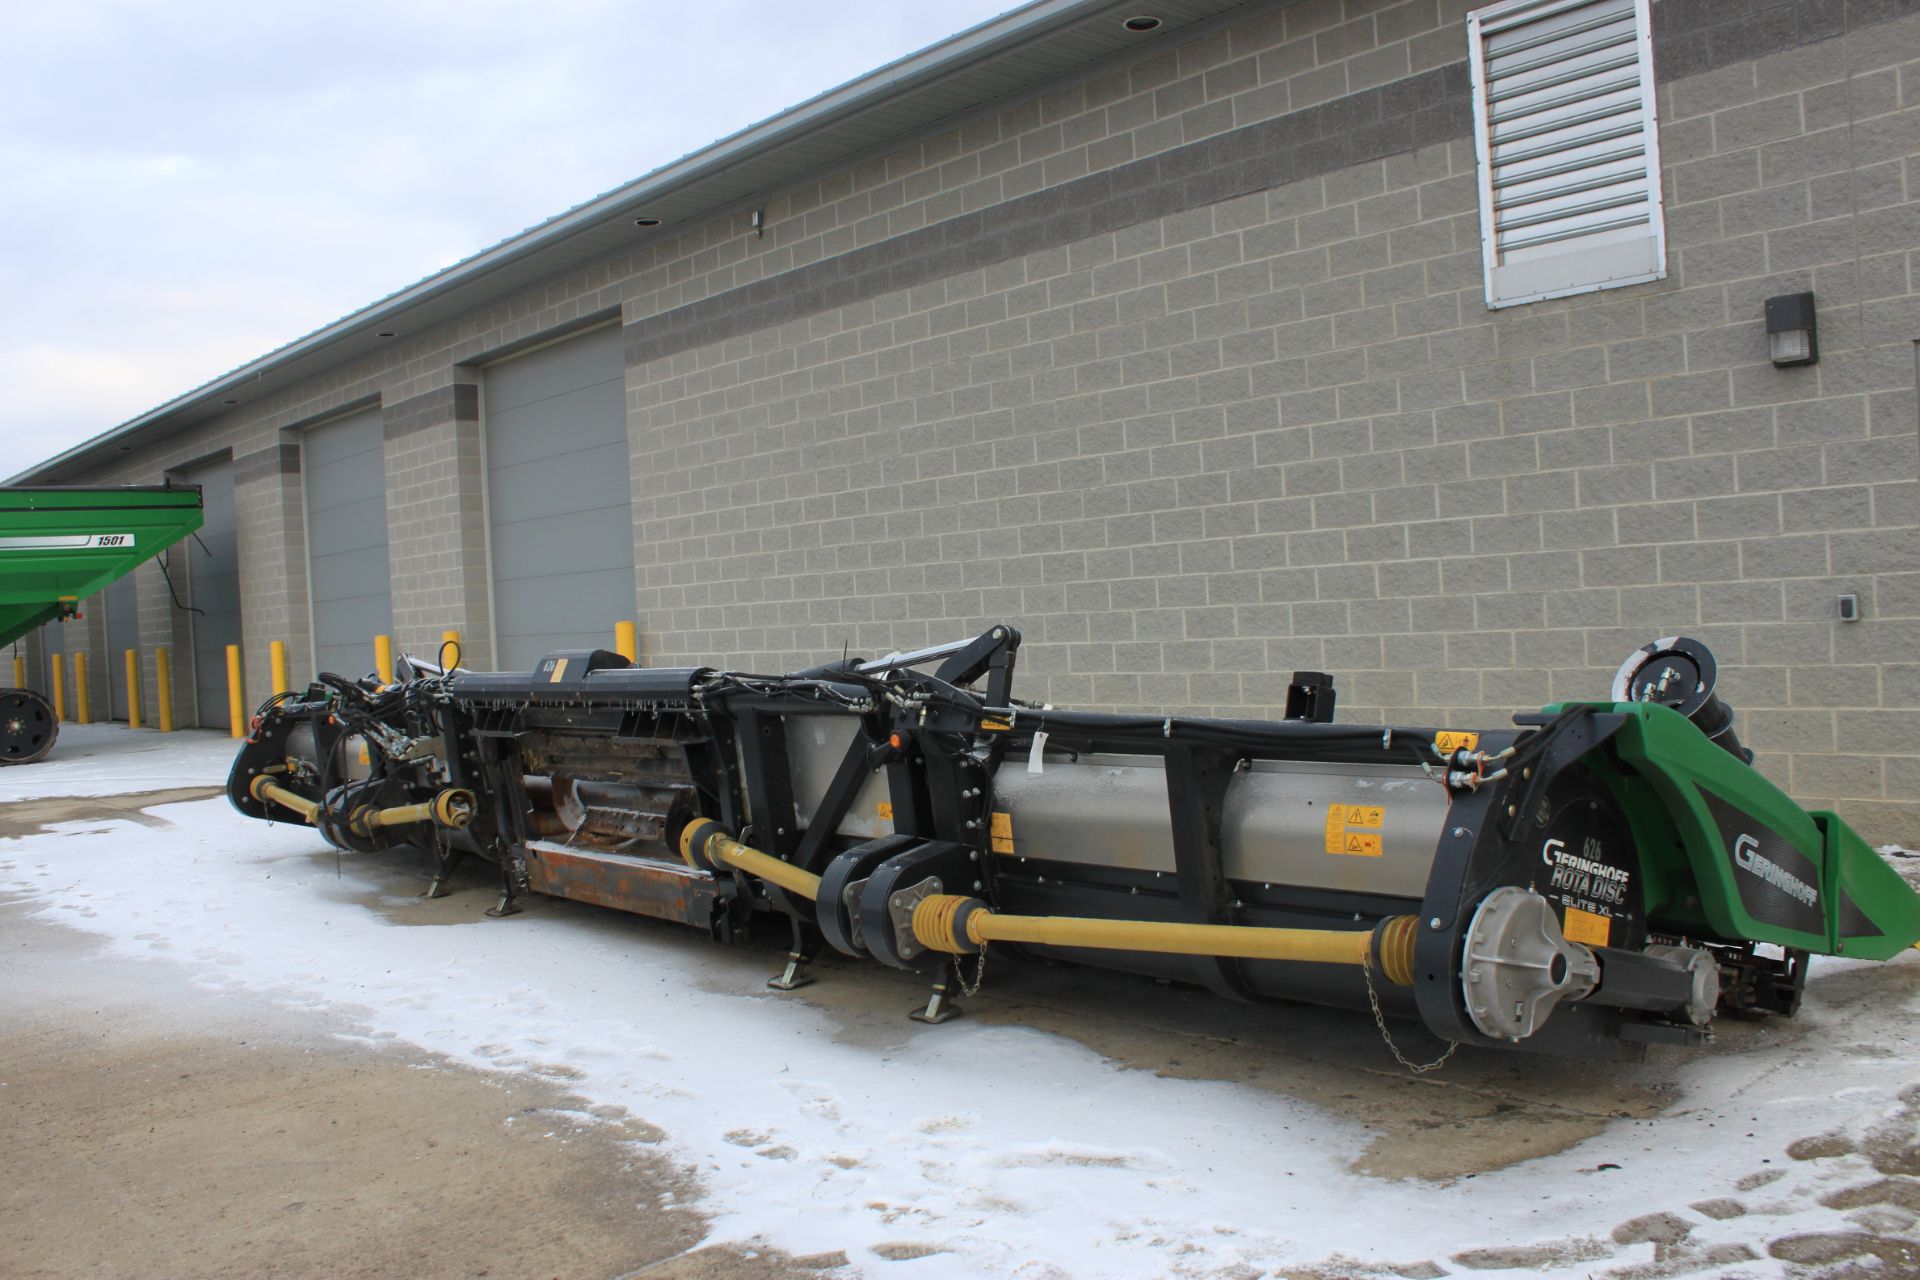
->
xmin=1765 ymin=291 xmax=1817 ymax=367
xmin=750 ymin=208 xmax=765 ymax=238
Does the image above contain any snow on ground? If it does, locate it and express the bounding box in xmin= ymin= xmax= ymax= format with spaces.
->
xmin=4 ymin=724 xmax=1918 ymax=1277
xmin=0 ymin=720 xmax=240 ymax=800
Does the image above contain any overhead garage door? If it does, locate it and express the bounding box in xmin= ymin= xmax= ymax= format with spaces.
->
xmin=181 ymin=458 xmax=241 ymax=729
xmin=105 ymin=572 xmax=139 ymax=720
xmin=304 ymin=408 xmax=391 ymax=680
xmin=484 ymin=323 xmax=635 ymax=671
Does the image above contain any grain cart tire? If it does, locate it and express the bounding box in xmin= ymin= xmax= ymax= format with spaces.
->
xmin=0 ymin=689 xmax=58 ymax=765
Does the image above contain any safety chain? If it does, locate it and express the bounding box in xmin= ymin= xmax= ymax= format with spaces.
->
xmin=958 ymin=945 xmax=989 ymax=997
xmin=1361 ymin=953 xmax=1458 ymax=1075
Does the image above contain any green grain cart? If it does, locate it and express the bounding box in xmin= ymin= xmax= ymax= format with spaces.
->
xmin=0 ymin=485 xmax=206 ymax=764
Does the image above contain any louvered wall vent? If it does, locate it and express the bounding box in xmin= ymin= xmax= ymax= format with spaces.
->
xmin=1468 ymin=0 xmax=1666 ymax=309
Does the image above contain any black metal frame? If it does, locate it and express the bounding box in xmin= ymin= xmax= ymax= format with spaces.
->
xmin=221 ymin=624 xmax=1729 ymax=1058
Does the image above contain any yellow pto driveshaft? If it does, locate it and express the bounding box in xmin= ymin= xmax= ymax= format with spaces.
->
xmin=680 ymin=819 xmax=823 ymax=901
xmin=912 ymin=892 xmax=1420 ymax=985
xmin=248 ymin=774 xmax=475 ymax=836
xmin=676 ymin=819 xmax=1416 ymax=984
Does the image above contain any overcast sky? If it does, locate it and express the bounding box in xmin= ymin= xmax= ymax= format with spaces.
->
xmin=0 ymin=0 xmax=1017 ymax=479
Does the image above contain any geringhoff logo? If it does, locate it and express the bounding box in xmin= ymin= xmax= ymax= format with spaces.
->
xmin=1541 ymin=836 xmax=1630 ymax=906
xmin=1732 ymin=832 xmax=1818 ymax=907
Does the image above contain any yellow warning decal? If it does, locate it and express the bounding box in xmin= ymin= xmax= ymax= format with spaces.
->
xmin=358 ymin=741 xmax=371 ymax=766
xmin=979 ymin=717 xmax=1011 ymax=732
xmin=1325 ymin=802 xmax=1387 ymax=857
xmin=548 ymin=657 xmax=570 ymax=683
xmin=877 ymin=801 xmax=894 ymax=822
xmin=1320 ymin=805 xmax=1351 ymax=855
xmin=1434 ymin=730 xmax=1479 ymax=753
xmin=990 ymin=810 xmax=1014 ymax=854
xmin=1563 ymin=905 xmax=1611 ymax=947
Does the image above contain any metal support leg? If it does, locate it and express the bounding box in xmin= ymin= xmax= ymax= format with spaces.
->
xmin=768 ymin=950 xmax=814 ymax=991
xmin=485 ymin=846 xmax=529 ymax=918
xmin=424 ymin=848 xmax=465 ymax=899
xmin=908 ymin=962 xmax=964 ymax=1024
xmin=768 ymin=919 xmax=815 ymax=990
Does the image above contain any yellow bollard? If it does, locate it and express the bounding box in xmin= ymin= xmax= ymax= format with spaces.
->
xmin=74 ymin=652 xmax=91 ymax=724
xmin=441 ymin=628 xmax=461 ymax=666
xmin=270 ymin=639 xmax=290 ymax=696
xmin=614 ymin=620 xmax=638 ymax=663
xmin=49 ymin=657 xmax=65 ymax=724
xmin=155 ymin=646 xmax=174 ymax=733
xmin=10 ymin=654 xmax=23 ymax=688
xmin=124 ymin=648 xmax=142 ymax=729
xmin=374 ymin=634 xmax=394 ymax=685
xmin=226 ymin=643 xmax=244 ymax=738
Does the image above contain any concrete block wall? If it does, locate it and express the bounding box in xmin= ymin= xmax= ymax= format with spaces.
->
xmin=140 ymin=547 xmax=188 ymax=729
xmin=623 ymin=0 xmax=1920 ymax=841
xmin=64 ymin=603 xmax=105 ymax=725
xmin=608 ymin=0 xmax=1479 ymax=328
xmin=24 ymin=578 xmax=118 ymax=725
xmin=18 ymin=599 xmax=68 ymax=721
xmin=234 ymin=440 xmax=310 ymax=711
xmin=383 ymin=380 xmax=496 ymax=670
xmin=1654 ymin=13 xmax=1920 ymax=837
xmin=31 ymin=0 xmax=1917 ymax=841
